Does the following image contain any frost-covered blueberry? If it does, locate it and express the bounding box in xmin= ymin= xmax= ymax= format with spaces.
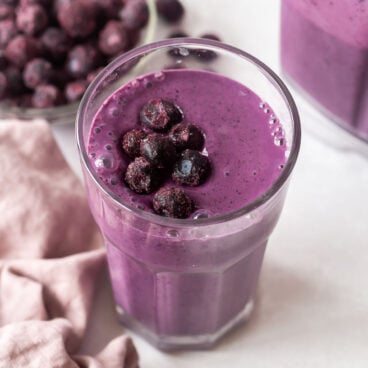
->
xmin=64 ymin=79 xmax=88 ymax=102
xmin=140 ymin=132 xmax=177 ymax=168
xmin=192 ymin=33 xmax=221 ymax=61
xmin=119 ymin=0 xmax=148 ymax=30
xmin=41 ymin=27 xmax=71 ymax=61
xmin=156 ymin=0 xmax=184 ymax=23
xmin=152 ymin=186 xmax=194 ymax=219
xmin=0 ymin=71 xmax=7 ymax=99
xmin=66 ymin=44 xmax=102 ymax=79
xmin=23 ymin=58 xmax=53 ymax=88
xmin=172 ymin=149 xmax=211 ymax=186
xmin=16 ymin=4 xmax=48 ymax=35
xmin=0 ymin=19 xmax=18 ymax=48
xmin=98 ymin=20 xmax=129 ymax=56
xmin=32 ymin=84 xmax=63 ymax=108
xmin=5 ymin=34 xmax=40 ymax=67
xmin=0 ymin=0 xmax=18 ymax=6
xmin=121 ymin=128 xmax=147 ymax=158
xmin=124 ymin=156 xmax=162 ymax=194
xmin=167 ymin=30 xmax=189 ymax=58
xmin=0 ymin=4 xmax=14 ymax=20
xmin=4 ymin=66 xmax=27 ymax=96
xmin=169 ymin=122 xmax=205 ymax=151
xmin=57 ymin=1 xmax=97 ymax=38
xmin=140 ymin=98 xmax=183 ymax=131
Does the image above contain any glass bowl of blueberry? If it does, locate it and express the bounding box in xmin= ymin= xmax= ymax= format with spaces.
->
xmin=0 ymin=0 xmax=157 ymax=124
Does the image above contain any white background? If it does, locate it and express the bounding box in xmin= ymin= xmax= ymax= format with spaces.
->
xmin=52 ymin=1 xmax=368 ymax=366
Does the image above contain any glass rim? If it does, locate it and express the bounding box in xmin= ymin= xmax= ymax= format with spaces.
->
xmin=76 ymin=37 xmax=301 ymax=228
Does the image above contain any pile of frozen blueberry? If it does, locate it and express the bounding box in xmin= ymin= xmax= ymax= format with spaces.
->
xmin=121 ymin=98 xmax=211 ymax=219
xmin=0 ymin=0 xmax=188 ymax=109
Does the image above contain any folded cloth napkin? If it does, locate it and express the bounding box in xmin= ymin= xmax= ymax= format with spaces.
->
xmin=0 ymin=120 xmax=139 ymax=368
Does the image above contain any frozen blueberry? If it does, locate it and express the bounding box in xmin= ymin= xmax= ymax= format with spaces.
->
xmin=192 ymin=34 xmax=221 ymax=62
xmin=23 ymin=58 xmax=53 ymax=88
xmin=32 ymin=84 xmax=63 ymax=108
xmin=0 ymin=0 xmax=18 ymax=6
xmin=121 ymin=128 xmax=147 ymax=158
xmin=140 ymin=98 xmax=183 ymax=132
xmin=0 ymin=71 xmax=7 ymax=99
xmin=156 ymin=0 xmax=184 ymax=23
xmin=0 ymin=4 xmax=14 ymax=20
xmin=0 ymin=19 xmax=18 ymax=48
xmin=66 ymin=44 xmax=102 ymax=79
xmin=90 ymin=0 xmax=122 ymax=18
xmin=57 ymin=1 xmax=97 ymax=38
xmin=119 ymin=0 xmax=148 ymax=30
xmin=0 ymin=50 xmax=7 ymax=69
xmin=124 ymin=156 xmax=162 ymax=194
xmin=5 ymin=34 xmax=40 ymax=67
xmin=172 ymin=149 xmax=211 ymax=186
xmin=16 ymin=4 xmax=48 ymax=35
xmin=4 ymin=66 xmax=27 ymax=96
xmin=140 ymin=133 xmax=176 ymax=168
xmin=167 ymin=30 xmax=189 ymax=58
xmin=169 ymin=123 xmax=205 ymax=151
xmin=19 ymin=0 xmax=51 ymax=5
xmin=86 ymin=67 xmax=103 ymax=83
xmin=41 ymin=27 xmax=71 ymax=61
xmin=152 ymin=186 xmax=194 ymax=219
xmin=98 ymin=20 xmax=129 ymax=56
xmin=64 ymin=79 xmax=88 ymax=102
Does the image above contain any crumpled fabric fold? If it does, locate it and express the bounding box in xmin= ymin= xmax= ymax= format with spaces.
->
xmin=0 ymin=120 xmax=139 ymax=368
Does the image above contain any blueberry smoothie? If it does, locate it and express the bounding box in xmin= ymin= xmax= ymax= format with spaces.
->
xmin=281 ymin=0 xmax=368 ymax=140
xmin=76 ymin=36 xmax=303 ymax=349
xmin=83 ymin=67 xmax=287 ymax=345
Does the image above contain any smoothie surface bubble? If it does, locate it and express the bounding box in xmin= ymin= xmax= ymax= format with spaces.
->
xmin=154 ymin=71 xmax=165 ymax=81
xmin=94 ymin=153 xmax=116 ymax=170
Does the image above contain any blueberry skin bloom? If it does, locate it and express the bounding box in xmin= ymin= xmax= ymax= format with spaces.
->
xmin=172 ymin=149 xmax=211 ymax=186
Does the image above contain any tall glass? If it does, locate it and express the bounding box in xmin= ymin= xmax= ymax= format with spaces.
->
xmin=76 ymin=38 xmax=301 ymax=350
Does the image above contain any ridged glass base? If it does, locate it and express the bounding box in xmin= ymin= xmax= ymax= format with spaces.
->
xmin=115 ymin=299 xmax=254 ymax=350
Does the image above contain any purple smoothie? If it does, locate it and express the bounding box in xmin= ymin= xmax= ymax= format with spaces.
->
xmin=84 ymin=68 xmax=288 ymax=347
xmin=281 ymin=0 xmax=368 ymax=140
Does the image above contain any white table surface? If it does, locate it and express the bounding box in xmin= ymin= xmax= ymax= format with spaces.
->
xmin=52 ymin=0 xmax=368 ymax=366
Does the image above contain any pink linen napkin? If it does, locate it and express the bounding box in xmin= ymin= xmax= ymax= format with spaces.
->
xmin=0 ymin=120 xmax=139 ymax=368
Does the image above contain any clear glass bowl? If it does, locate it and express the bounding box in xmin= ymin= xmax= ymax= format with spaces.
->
xmin=0 ymin=0 xmax=157 ymax=125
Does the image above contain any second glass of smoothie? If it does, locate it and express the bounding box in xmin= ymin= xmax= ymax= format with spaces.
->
xmin=76 ymin=38 xmax=301 ymax=350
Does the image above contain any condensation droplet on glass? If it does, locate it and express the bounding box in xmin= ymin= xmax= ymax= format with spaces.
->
xmin=263 ymin=107 xmax=270 ymax=114
xmin=279 ymin=164 xmax=285 ymax=170
xmin=167 ymin=229 xmax=179 ymax=237
xmin=94 ymin=127 xmax=101 ymax=134
xmin=259 ymin=102 xmax=265 ymax=109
